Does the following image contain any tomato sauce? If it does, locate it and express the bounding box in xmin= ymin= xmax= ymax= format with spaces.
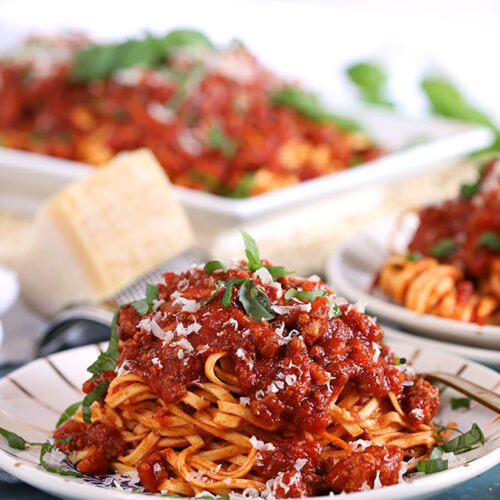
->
xmin=54 ymin=419 xmax=127 ymax=475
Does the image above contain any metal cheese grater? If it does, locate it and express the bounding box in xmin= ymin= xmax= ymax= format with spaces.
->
xmin=36 ymin=248 xmax=207 ymax=357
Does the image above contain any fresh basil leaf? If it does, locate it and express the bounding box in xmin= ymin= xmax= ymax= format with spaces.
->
xmin=131 ymin=283 xmax=159 ymax=316
xmin=406 ymin=252 xmax=423 ymax=262
xmin=421 ymin=77 xmax=499 ymax=131
xmin=56 ymin=402 xmax=81 ymax=428
xmin=417 ymin=447 xmax=447 ymax=474
xmin=450 ymin=397 xmax=470 ymax=410
xmin=460 ymin=180 xmax=480 ymax=199
xmin=441 ymin=423 xmax=484 ymax=454
xmin=209 ymin=123 xmax=237 ymax=158
xmin=266 ymin=266 xmax=294 ymax=280
xmin=131 ymin=299 xmax=149 ymax=315
xmin=57 ymin=436 xmax=73 ymax=445
xmin=0 ymin=427 xmax=29 ymax=450
xmin=346 ymin=62 xmax=394 ymax=108
xmin=221 ymin=279 xmax=246 ymax=308
xmin=162 ymin=29 xmax=212 ymax=58
xmin=285 ymin=288 xmax=329 ymax=302
xmin=87 ymin=307 xmax=121 ymax=377
xmin=72 ymin=34 xmax=165 ymax=81
xmin=239 ymin=230 xmax=261 ymax=272
xmin=477 ymin=231 xmax=500 ymax=253
xmin=417 ymin=456 xmax=448 ymax=474
xmin=430 ymin=238 xmax=457 ymax=258
xmin=40 ymin=441 xmax=83 ymax=477
xmin=145 ymin=283 xmax=159 ymax=305
xmin=270 ymin=87 xmax=362 ymax=132
xmin=71 ymin=30 xmax=212 ymax=82
xmin=82 ymin=381 xmax=109 ymax=424
xmin=238 ymin=280 xmax=275 ymax=321
xmin=204 ymin=260 xmax=228 ymax=273
xmin=200 ymin=281 xmax=223 ymax=306
xmin=228 ymin=172 xmax=255 ymax=199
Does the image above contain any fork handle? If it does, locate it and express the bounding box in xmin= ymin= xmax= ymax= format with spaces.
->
xmin=424 ymin=372 xmax=500 ymax=414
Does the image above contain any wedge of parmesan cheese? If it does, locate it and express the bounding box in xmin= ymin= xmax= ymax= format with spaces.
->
xmin=14 ymin=149 xmax=194 ymax=315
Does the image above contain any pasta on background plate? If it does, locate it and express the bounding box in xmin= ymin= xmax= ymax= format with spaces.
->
xmin=379 ymin=158 xmax=500 ymax=325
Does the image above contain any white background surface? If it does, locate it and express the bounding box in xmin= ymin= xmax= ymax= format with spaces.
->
xmin=0 ymin=0 xmax=499 ymax=121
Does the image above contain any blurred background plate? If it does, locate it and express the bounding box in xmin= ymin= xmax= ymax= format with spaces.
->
xmin=326 ymin=219 xmax=500 ymax=349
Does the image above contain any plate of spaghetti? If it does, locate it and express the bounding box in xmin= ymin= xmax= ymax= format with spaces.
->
xmin=0 ymin=232 xmax=499 ymax=499
xmin=327 ymin=157 xmax=500 ymax=349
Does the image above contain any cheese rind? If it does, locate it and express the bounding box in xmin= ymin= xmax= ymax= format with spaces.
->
xmin=15 ymin=149 xmax=194 ymax=315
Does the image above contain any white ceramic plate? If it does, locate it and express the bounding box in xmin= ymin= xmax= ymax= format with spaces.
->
xmin=0 ymin=108 xmax=493 ymax=220
xmin=0 ymin=341 xmax=499 ymax=500
xmin=326 ymin=219 xmax=500 ymax=349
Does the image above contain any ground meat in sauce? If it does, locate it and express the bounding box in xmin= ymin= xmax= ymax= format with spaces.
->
xmin=137 ymin=451 xmax=170 ymax=493
xmin=400 ymin=378 xmax=440 ymax=428
xmin=54 ymin=419 xmax=127 ymax=475
xmin=326 ymin=445 xmax=404 ymax=493
xmin=115 ymin=265 xmax=407 ymax=434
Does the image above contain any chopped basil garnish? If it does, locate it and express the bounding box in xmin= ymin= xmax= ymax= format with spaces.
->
xmin=419 ymin=423 xmax=484 ymax=474
xmin=71 ymin=29 xmax=212 ymax=81
xmin=82 ymin=380 xmax=109 ymax=424
xmin=200 ymin=280 xmax=223 ymax=306
xmin=266 ymin=266 xmax=293 ymax=280
xmin=430 ymin=238 xmax=457 ymax=258
xmin=421 ymin=77 xmax=499 ymax=135
xmin=86 ymin=307 xmax=121 ymax=377
xmin=270 ymin=87 xmax=362 ymax=132
xmin=450 ymin=397 xmax=471 ymax=410
xmin=406 ymin=252 xmax=423 ymax=262
xmin=417 ymin=447 xmax=448 ymax=474
xmin=238 ymin=280 xmax=276 ymax=321
xmin=330 ymin=303 xmax=342 ymax=319
xmin=285 ymin=288 xmax=329 ymax=302
xmin=477 ymin=231 xmax=500 ymax=253
xmin=228 ymin=172 xmax=255 ymax=199
xmin=440 ymin=423 xmax=484 ymax=454
xmin=56 ymin=402 xmax=81 ymax=428
xmin=209 ymin=123 xmax=237 ymax=158
xmin=0 ymin=427 xmax=30 ymax=450
xmin=131 ymin=283 xmax=159 ymax=316
xmin=221 ymin=279 xmax=246 ymax=308
xmin=40 ymin=441 xmax=83 ymax=477
xmin=460 ymin=180 xmax=480 ymax=199
xmin=240 ymin=230 xmax=261 ymax=272
xmin=239 ymin=230 xmax=293 ymax=277
xmin=204 ymin=260 xmax=228 ymax=274
xmin=346 ymin=61 xmax=394 ymax=108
